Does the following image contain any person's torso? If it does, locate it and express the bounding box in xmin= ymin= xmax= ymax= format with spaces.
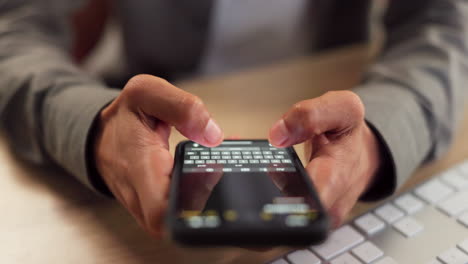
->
xmin=112 ymin=0 xmax=370 ymax=81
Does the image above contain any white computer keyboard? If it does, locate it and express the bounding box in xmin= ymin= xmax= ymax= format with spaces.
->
xmin=268 ymin=160 xmax=468 ymax=264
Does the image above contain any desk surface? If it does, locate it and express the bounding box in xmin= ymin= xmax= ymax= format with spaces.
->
xmin=1 ymin=45 xmax=467 ymax=264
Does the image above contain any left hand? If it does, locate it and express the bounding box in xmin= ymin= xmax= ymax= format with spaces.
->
xmin=269 ymin=91 xmax=382 ymax=228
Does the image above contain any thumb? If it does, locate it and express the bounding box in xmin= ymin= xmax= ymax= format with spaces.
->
xmin=124 ymin=74 xmax=224 ymax=147
xmin=269 ymin=91 xmax=364 ymax=147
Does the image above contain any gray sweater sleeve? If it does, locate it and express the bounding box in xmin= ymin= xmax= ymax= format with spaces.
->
xmin=0 ymin=1 xmax=120 ymax=191
xmin=355 ymin=0 xmax=468 ymax=199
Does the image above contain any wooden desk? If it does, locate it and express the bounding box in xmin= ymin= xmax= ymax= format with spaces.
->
xmin=1 ymin=45 xmax=467 ymax=263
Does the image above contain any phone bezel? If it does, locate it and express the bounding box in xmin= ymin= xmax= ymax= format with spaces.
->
xmin=167 ymin=139 xmax=329 ymax=246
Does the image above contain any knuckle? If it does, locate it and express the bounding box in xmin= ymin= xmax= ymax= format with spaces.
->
xmin=292 ymin=101 xmax=308 ymax=116
xmin=329 ymin=204 xmax=348 ymax=228
xmin=292 ymin=100 xmax=317 ymax=133
xmin=178 ymin=94 xmax=206 ymax=121
xmin=181 ymin=94 xmax=204 ymax=110
xmin=126 ymin=74 xmax=150 ymax=90
xmin=334 ymin=210 xmax=346 ymax=227
xmin=123 ymin=75 xmax=149 ymax=101
xmin=338 ymin=91 xmax=365 ymax=120
xmin=143 ymin=208 xmax=165 ymax=238
xmin=124 ymin=74 xmax=168 ymax=101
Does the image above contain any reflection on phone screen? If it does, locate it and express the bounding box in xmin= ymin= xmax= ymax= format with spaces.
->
xmin=176 ymin=141 xmax=321 ymax=230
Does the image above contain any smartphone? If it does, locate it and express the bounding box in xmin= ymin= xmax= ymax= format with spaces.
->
xmin=167 ymin=139 xmax=329 ymax=246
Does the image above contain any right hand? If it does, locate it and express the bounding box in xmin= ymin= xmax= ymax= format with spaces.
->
xmin=93 ymin=74 xmax=224 ymax=238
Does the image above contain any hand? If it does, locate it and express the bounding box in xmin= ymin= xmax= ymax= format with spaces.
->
xmin=93 ymin=74 xmax=224 ymax=237
xmin=269 ymin=91 xmax=381 ymax=228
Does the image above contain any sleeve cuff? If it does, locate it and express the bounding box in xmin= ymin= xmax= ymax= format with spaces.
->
xmin=353 ymin=83 xmax=432 ymax=200
xmin=43 ymin=86 xmax=120 ymax=195
xmin=359 ymin=120 xmax=396 ymax=201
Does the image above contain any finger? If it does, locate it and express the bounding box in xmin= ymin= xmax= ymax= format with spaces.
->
xmin=130 ymin=123 xmax=174 ymax=238
xmin=327 ymin=160 xmax=372 ymax=228
xmin=269 ymin=91 xmax=364 ymax=147
xmin=305 ymin=156 xmax=346 ymax=211
xmin=124 ymin=74 xmax=223 ymax=147
xmin=132 ymin=147 xmax=173 ymax=238
xmin=119 ymin=184 xmax=146 ymax=228
xmin=327 ymin=183 xmax=363 ymax=228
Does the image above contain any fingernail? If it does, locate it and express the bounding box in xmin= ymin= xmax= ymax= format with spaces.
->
xmin=204 ymin=119 xmax=223 ymax=145
xmin=270 ymin=119 xmax=289 ymax=146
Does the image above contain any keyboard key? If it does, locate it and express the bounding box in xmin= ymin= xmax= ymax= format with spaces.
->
xmin=354 ymin=213 xmax=385 ymax=236
xmin=195 ymin=160 xmax=205 ymax=164
xmin=217 ymin=160 xmax=227 ymax=164
xmin=200 ymin=151 xmax=210 ymax=155
xmin=211 ymin=155 xmax=221 ymax=159
xmin=228 ymin=160 xmax=237 ymax=164
xmin=232 ymin=155 xmax=242 ymax=159
xmin=441 ymin=170 xmax=468 ymax=190
xmin=269 ymin=258 xmax=288 ymax=264
xmin=375 ymin=256 xmax=399 ymax=264
xmin=330 ymin=253 xmax=361 ymax=264
xmin=458 ymin=212 xmax=468 ymax=227
xmin=222 ymin=156 xmax=231 ymax=159
xmin=186 ymin=151 xmax=196 ymax=155
xmin=311 ymin=225 xmax=364 ymax=260
xmin=211 ymin=151 xmax=220 ymax=155
xmin=437 ymin=247 xmax=468 ymax=264
xmin=238 ymin=160 xmax=248 ymax=164
xmin=375 ymin=204 xmax=405 ymax=224
xmin=249 ymin=160 xmax=259 ymax=164
xmin=243 ymin=155 xmax=253 ymax=160
xmin=253 ymin=151 xmax=262 ymax=155
xmin=393 ymin=216 xmax=424 ymax=238
xmin=271 ymin=159 xmax=281 ymax=164
xmin=222 ymin=151 xmax=230 ymax=155
xmin=184 ymin=160 xmax=194 ymax=164
xmin=201 ymin=156 xmax=210 ymax=159
xmin=351 ymin=241 xmax=384 ymax=263
xmin=437 ymin=191 xmax=468 ymax=216
xmin=458 ymin=239 xmax=468 ymax=254
xmin=232 ymin=151 xmax=241 ymax=155
xmin=240 ymin=168 xmax=251 ymax=172
xmin=260 ymin=160 xmax=270 ymax=164
xmin=264 ymin=155 xmax=274 ymax=159
xmin=263 ymin=151 xmax=273 ymax=155
xmin=275 ymin=155 xmax=285 ymax=159
xmin=189 ymin=156 xmax=200 ymax=160
xmin=242 ymin=151 xmax=251 ymax=155
xmin=222 ymin=168 xmax=232 ymax=172
xmin=415 ymin=180 xmax=454 ymax=204
xmin=287 ymin=249 xmax=321 ymax=264
xmin=282 ymin=159 xmax=292 ymax=163
xmin=254 ymin=155 xmax=263 ymax=159
xmin=206 ymin=160 xmax=216 ymax=164
xmin=394 ymin=194 xmax=424 ymax=214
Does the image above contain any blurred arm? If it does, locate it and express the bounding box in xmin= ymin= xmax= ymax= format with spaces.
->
xmin=355 ymin=0 xmax=468 ymax=200
xmin=0 ymin=1 xmax=120 ymax=191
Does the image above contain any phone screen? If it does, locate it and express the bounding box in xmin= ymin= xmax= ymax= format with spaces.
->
xmin=173 ymin=140 xmax=324 ymax=233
